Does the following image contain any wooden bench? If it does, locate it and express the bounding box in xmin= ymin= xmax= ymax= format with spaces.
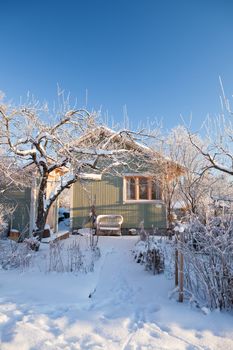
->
xmin=96 ymin=215 xmax=123 ymax=236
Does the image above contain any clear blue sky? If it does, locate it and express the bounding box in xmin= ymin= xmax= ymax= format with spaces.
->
xmin=1 ymin=0 xmax=233 ymax=131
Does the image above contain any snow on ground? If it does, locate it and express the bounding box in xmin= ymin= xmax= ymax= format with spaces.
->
xmin=0 ymin=236 xmax=233 ymax=350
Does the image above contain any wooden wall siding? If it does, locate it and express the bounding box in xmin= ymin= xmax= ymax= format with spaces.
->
xmin=0 ymin=188 xmax=32 ymax=233
xmin=71 ymin=176 xmax=167 ymax=230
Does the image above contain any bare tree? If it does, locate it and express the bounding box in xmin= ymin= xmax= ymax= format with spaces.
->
xmin=0 ymin=94 xmax=156 ymax=237
xmin=161 ymin=126 xmax=215 ymax=221
xmin=188 ymin=78 xmax=233 ymax=177
xmin=0 ymin=153 xmax=30 ymax=195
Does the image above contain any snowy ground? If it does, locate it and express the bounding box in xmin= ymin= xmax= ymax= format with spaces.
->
xmin=0 ymin=236 xmax=233 ymax=350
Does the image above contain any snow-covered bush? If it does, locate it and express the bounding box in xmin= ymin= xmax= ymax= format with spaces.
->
xmin=23 ymin=237 xmax=40 ymax=251
xmin=0 ymin=230 xmax=100 ymax=274
xmin=176 ymin=217 xmax=233 ymax=310
xmin=0 ymin=205 xmax=39 ymax=270
xmin=133 ymin=236 xmax=164 ymax=274
xmin=48 ymin=236 xmax=100 ymax=274
xmin=67 ymin=239 xmax=85 ymax=272
xmin=0 ymin=240 xmax=36 ymax=270
xmin=48 ymin=240 xmax=65 ymax=272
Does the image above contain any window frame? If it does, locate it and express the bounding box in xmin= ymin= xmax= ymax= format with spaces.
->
xmin=123 ymin=174 xmax=163 ymax=203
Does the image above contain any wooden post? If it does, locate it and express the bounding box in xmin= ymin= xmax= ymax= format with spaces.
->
xmin=175 ymin=235 xmax=179 ymax=286
xmin=175 ymin=248 xmax=179 ymax=286
xmin=153 ymin=249 xmax=156 ymax=275
xmin=178 ymin=231 xmax=184 ymax=302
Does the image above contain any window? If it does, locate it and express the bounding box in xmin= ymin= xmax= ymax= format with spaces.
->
xmin=139 ymin=177 xmax=148 ymax=199
xmin=125 ymin=176 xmax=162 ymax=201
xmin=126 ymin=177 xmax=136 ymax=200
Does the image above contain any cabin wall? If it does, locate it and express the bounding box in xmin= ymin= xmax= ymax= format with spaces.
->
xmin=71 ymin=175 xmax=167 ymax=231
xmin=0 ymin=187 xmax=32 ymax=234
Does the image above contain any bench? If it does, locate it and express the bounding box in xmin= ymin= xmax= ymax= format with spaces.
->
xmin=96 ymin=215 xmax=123 ymax=236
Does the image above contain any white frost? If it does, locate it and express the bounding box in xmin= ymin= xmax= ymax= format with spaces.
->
xmin=79 ymin=173 xmax=102 ymax=180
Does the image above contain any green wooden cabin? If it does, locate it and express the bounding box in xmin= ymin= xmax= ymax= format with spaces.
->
xmin=71 ymin=173 xmax=167 ymax=233
xmin=69 ymin=125 xmax=175 ymax=233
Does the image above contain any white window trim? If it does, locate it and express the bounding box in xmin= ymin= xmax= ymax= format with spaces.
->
xmin=123 ymin=174 xmax=163 ymax=204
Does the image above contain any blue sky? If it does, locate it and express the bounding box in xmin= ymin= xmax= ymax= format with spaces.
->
xmin=1 ymin=0 xmax=233 ymax=131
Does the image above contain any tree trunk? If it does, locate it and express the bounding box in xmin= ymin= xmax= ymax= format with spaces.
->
xmin=35 ymin=173 xmax=49 ymax=240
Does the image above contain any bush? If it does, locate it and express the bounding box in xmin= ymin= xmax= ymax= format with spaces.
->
xmin=48 ymin=236 xmax=100 ymax=274
xmin=133 ymin=236 xmax=164 ymax=274
xmin=0 ymin=239 xmax=37 ymax=270
xmin=176 ymin=217 xmax=233 ymax=310
xmin=23 ymin=237 xmax=40 ymax=251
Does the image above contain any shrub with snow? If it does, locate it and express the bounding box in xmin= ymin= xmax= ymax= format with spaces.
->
xmin=176 ymin=217 xmax=233 ymax=310
xmin=133 ymin=236 xmax=164 ymax=274
xmin=48 ymin=236 xmax=101 ymax=274
xmin=0 ymin=232 xmax=100 ymax=274
xmin=0 ymin=239 xmax=37 ymax=270
xmin=23 ymin=237 xmax=40 ymax=251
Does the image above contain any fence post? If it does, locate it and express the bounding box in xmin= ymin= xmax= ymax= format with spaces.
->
xmin=178 ymin=231 xmax=184 ymax=302
xmin=175 ymin=247 xmax=179 ymax=286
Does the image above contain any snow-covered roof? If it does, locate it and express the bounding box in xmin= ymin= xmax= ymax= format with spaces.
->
xmin=71 ymin=126 xmax=184 ymax=175
xmin=72 ymin=125 xmax=154 ymax=154
xmin=79 ymin=173 xmax=102 ymax=181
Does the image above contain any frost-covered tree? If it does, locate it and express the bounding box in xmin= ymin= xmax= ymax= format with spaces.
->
xmin=162 ymin=126 xmax=213 ymax=221
xmin=189 ymin=78 xmax=233 ymax=178
xmin=208 ymin=173 xmax=233 ymax=216
xmin=0 ymin=93 xmax=31 ymax=195
xmin=0 ymin=93 xmax=155 ymax=237
xmin=0 ymin=153 xmax=29 ymax=196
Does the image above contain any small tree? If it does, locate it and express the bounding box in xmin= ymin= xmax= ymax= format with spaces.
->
xmin=0 ymin=101 xmax=93 ymax=235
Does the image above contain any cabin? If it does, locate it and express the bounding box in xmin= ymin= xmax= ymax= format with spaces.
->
xmin=0 ymin=126 xmax=183 ymax=237
xmin=70 ymin=127 xmax=183 ymax=234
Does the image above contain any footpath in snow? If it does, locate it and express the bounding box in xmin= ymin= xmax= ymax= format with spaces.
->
xmin=0 ymin=236 xmax=233 ymax=350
